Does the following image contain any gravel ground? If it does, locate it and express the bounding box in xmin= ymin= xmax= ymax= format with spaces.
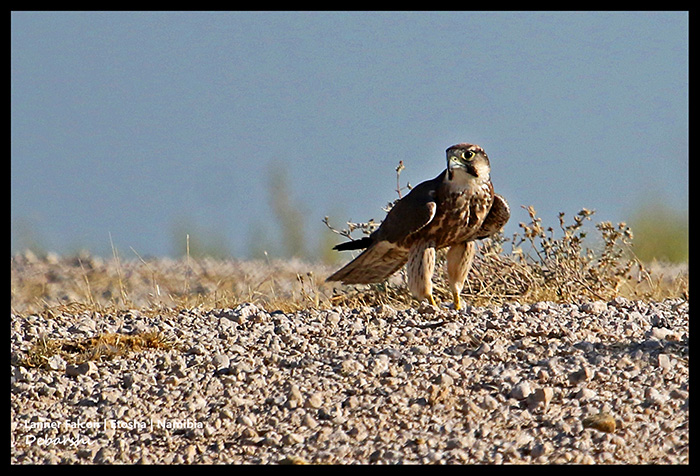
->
xmin=11 ymin=294 xmax=688 ymax=464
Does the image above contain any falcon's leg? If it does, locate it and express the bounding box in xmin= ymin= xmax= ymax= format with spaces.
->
xmin=407 ymin=241 xmax=437 ymax=306
xmin=446 ymin=241 xmax=476 ymax=310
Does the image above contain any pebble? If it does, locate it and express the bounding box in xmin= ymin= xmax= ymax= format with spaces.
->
xmin=580 ymin=301 xmax=607 ymax=314
xmin=510 ymin=381 xmax=532 ymax=400
xmin=657 ymin=354 xmax=672 ymax=372
xmin=568 ymin=366 xmax=592 ymax=385
xmin=305 ymin=392 xmax=324 ymax=409
xmin=644 ymin=387 xmax=669 ymax=406
xmin=47 ymin=354 xmax=66 ymax=371
xmin=582 ymin=413 xmax=617 ymax=433
xmin=66 ymin=361 xmax=97 ymax=377
xmin=211 ymin=354 xmax=230 ymax=371
xmin=574 ymin=388 xmax=597 ymax=401
xmin=528 ymin=387 xmax=553 ymax=408
xmin=9 ymin=261 xmax=689 ymax=465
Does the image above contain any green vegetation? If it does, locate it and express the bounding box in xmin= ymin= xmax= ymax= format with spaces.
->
xmin=628 ymin=200 xmax=688 ymax=263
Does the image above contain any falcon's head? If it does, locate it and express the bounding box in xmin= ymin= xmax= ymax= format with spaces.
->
xmin=446 ymin=143 xmax=490 ymax=182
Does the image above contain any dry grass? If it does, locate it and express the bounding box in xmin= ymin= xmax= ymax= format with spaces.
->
xmin=21 ymin=330 xmax=172 ymax=369
xmin=10 ymin=253 xmax=334 ymax=317
xmin=11 ymin=209 xmax=687 ymax=319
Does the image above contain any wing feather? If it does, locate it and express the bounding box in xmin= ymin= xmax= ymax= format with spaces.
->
xmin=475 ymin=193 xmax=510 ymax=239
xmin=327 ymin=173 xmax=442 ymax=284
xmin=326 ymin=241 xmax=409 ymax=284
xmin=374 ymin=175 xmax=441 ymax=244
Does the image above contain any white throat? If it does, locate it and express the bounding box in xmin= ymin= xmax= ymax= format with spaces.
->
xmin=446 ymin=166 xmax=489 ymax=190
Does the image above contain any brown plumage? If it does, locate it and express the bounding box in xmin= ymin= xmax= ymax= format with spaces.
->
xmin=327 ymin=143 xmax=510 ymax=309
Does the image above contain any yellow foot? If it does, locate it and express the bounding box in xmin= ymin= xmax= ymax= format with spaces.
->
xmin=427 ymin=294 xmax=438 ymax=307
xmin=452 ymin=292 xmax=462 ymax=311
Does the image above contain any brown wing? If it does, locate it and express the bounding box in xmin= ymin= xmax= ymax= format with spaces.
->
xmin=374 ymin=173 xmax=442 ymax=244
xmin=326 ymin=174 xmax=442 ymax=284
xmin=325 ymin=241 xmax=409 ymax=284
xmin=475 ymin=193 xmax=510 ymax=239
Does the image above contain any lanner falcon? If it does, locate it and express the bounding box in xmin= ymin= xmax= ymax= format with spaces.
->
xmin=327 ymin=143 xmax=510 ymax=310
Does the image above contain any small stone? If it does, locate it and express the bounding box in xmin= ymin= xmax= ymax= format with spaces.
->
xmin=410 ymin=345 xmax=430 ymax=355
xmin=237 ymin=414 xmax=254 ymax=427
xmin=644 ymin=387 xmax=668 ymax=406
xmin=287 ymin=384 xmax=303 ymax=404
xmin=581 ymin=301 xmax=607 ymax=314
xmin=187 ymin=344 xmax=206 ymax=355
xmin=302 ymin=413 xmax=318 ymax=429
xmin=435 ymin=373 xmax=454 ymax=387
xmin=305 ymin=392 xmax=324 ymax=409
xmin=326 ymin=312 xmax=341 ymax=326
xmin=582 ymin=412 xmax=616 ymax=433
xmin=609 ymin=296 xmax=630 ymax=308
xmin=568 ymin=366 xmax=592 ymax=384
xmin=481 ymin=395 xmax=499 ymax=410
xmin=527 ymin=387 xmax=553 ymax=407
xmin=122 ymin=373 xmax=135 ymax=389
xmin=474 ymin=342 xmax=491 ymax=357
xmin=574 ymin=388 xmax=597 ymax=401
xmin=375 ymin=303 xmax=397 ymax=316
xmin=347 ymin=425 xmax=368 ymax=441
xmin=93 ymin=447 xmax=114 ymax=464
xmin=657 ymin=354 xmax=672 ymax=372
xmin=211 ymin=353 xmax=230 ymax=370
xmin=261 ymin=434 xmax=281 ymax=446
xmin=343 ymin=395 xmax=360 ymax=409
xmin=240 ymin=427 xmax=258 ymax=438
xmin=530 ymin=441 xmax=553 ymax=458
xmin=234 ymin=303 xmax=260 ymax=323
xmin=510 ymin=381 xmax=532 ymax=400
xmin=340 ymin=358 xmax=363 ymax=374
xmin=369 ymin=449 xmax=383 ymax=463
xmin=100 ymin=388 xmax=121 ymax=404
xmin=445 ymin=438 xmax=462 ymax=450
xmin=379 ymin=347 xmax=403 ymax=360
xmin=46 ymin=354 xmax=66 ymax=371
xmin=417 ymin=302 xmax=437 ymax=314
xmin=282 ymin=433 xmax=304 ymax=445
xmin=529 ymin=302 xmax=549 ymax=312
xmin=77 ymin=447 xmax=97 ymax=460
xmin=184 ymin=444 xmax=197 ymax=462
xmin=669 ymin=388 xmax=689 ymax=400
xmin=66 ymin=361 xmax=97 ymax=377
xmin=648 ymin=327 xmax=673 ymax=340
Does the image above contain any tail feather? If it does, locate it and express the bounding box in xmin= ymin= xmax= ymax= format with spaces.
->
xmin=332 ymin=237 xmax=373 ymax=251
xmin=326 ymin=241 xmax=408 ymax=284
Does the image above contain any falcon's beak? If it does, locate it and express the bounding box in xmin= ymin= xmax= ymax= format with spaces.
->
xmin=447 ymin=155 xmax=464 ymax=180
xmin=447 ymin=155 xmax=478 ymax=178
xmin=447 ymin=155 xmax=460 ymax=179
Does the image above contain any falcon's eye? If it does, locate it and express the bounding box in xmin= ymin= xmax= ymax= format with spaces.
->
xmin=463 ymin=150 xmax=475 ymax=160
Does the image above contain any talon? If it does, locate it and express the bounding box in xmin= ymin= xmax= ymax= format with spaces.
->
xmin=453 ymin=292 xmax=462 ymax=311
xmin=428 ymin=294 xmax=438 ymax=307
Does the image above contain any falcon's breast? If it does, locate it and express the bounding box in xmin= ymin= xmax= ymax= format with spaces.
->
xmin=397 ymin=175 xmax=494 ymax=250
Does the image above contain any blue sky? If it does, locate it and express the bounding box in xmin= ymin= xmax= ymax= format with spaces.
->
xmin=11 ymin=11 xmax=688 ymax=259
